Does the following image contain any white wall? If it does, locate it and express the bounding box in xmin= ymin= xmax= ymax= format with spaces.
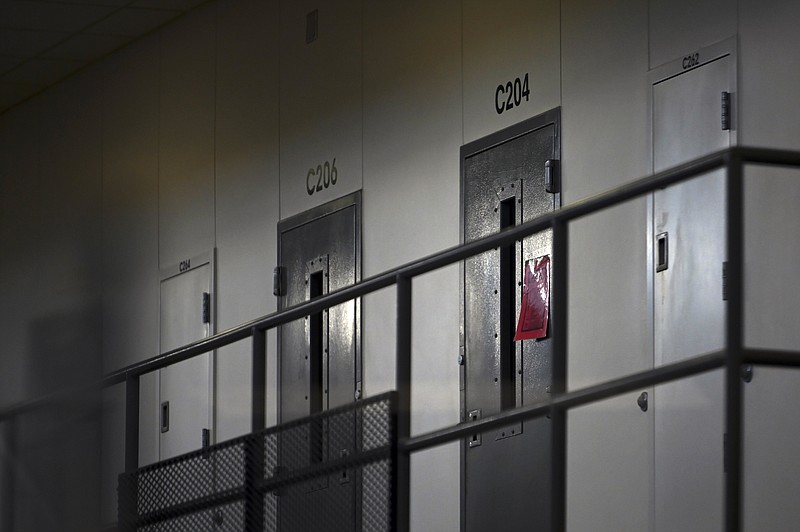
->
xmin=2 ymin=0 xmax=800 ymax=530
xmin=463 ymin=0 xmax=560 ymax=142
xmin=158 ymin=6 xmax=216 ymax=269
xmin=649 ymin=0 xmax=737 ymax=69
xmin=561 ymin=0 xmax=652 ymax=529
xmin=362 ymin=2 xmax=462 ymax=528
xmin=279 ymin=0 xmax=363 ymax=219
xmin=739 ymin=1 xmax=800 ymax=529
xmin=214 ymin=0 xmax=280 ymax=442
xmin=0 ymin=67 xmax=104 ymax=532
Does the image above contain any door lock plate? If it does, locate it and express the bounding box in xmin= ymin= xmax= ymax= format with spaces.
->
xmin=468 ymin=409 xmax=482 ymax=448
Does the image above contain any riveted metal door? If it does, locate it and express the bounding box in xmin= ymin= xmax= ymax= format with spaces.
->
xmin=277 ymin=191 xmax=361 ymax=532
xmin=461 ymin=110 xmax=560 ymax=532
xmin=158 ymin=250 xmax=215 ymax=461
xmin=651 ymin=38 xmax=736 ymax=532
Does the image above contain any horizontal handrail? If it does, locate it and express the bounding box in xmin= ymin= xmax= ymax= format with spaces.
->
xmin=100 ymin=149 xmax=729 ymax=384
xmin=2 ymin=146 xmax=799 ymax=421
xmin=401 ymin=351 xmax=725 ymax=453
xmin=3 ymin=145 xmax=800 ymax=532
xmin=102 ymin=146 xmax=800 ymax=384
xmin=743 ymin=347 xmax=800 ymax=367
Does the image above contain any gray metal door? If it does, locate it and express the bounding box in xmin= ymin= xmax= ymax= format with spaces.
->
xmin=158 ymin=251 xmax=215 ymax=461
xmin=461 ymin=110 xmax=560 ymax=532
xmin=277 ymin=191 xmax=361 ymax=532
xmin=651 ymin=39 xmax=735 ymax=532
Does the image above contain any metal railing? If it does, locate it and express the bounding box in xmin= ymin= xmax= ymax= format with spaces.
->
xmin=2 ymin=146 xmax=800 ymax=531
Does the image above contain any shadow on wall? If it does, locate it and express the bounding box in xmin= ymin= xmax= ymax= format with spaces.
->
xmin=0 ymin=308 xmax=103 ymax=532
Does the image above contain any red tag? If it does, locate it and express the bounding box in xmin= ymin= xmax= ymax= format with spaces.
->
xmin=514 ymin=255 xmax=550 ymax=341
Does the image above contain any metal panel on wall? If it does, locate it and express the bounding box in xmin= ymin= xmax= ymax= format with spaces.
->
xmin=279 ymin=0 xmax=363 ymax=219
xmin=277 ymin=191 xmax=361 ymax=531
xmin=651 ymin=38 xmax=735 ymax=532
xmin=461 ymin=110 xmax=559 ymax=532
xmin=158 ymin=250 xmax=215 ymax=461
xmin=462 ymin=0 xmax=560 ymax=143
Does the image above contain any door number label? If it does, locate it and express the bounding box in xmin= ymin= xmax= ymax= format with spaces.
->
xmin=682 ymin=52 xmax=700 ymax=70
xmin=306 ymin=159 xmax=338 ymax=196
xmin=179 ymin=259 xmax=191 ymax=272
xmin=495 ymin=74 xmax=530 ymax=115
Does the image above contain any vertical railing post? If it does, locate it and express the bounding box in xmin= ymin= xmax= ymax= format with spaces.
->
xmin=246 ymin=327 xmax=267 ymax=532
xmin=124 ymin=375 xmax=140 ymax=473
xmin=119 ymin=374 xmax=140 ymax=531
xmin=251 ymin=327 xmax=267 ymax=434
xmin=394 ymin=275 xmax=412 ymax=532
xmin=724 ymin=151 xmax=744 ymax=532
xmin=550 ymin=218 xmax=568 ymax=532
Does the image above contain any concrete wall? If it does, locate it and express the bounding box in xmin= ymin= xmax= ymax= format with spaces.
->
xmin=1 ymin=0 xmax=799 ymax=529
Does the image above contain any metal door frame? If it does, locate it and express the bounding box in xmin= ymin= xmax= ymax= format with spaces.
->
xmin=276 ymin=190 xmax=362 ymax=425
xmin=458 ymin=108 xmax=561 ymax=530
xmin=157 ymin=248 xmax=216 ymax=455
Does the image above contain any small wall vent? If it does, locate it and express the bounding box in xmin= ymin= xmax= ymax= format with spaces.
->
xmin=306 ymin=9 xmax=319 ymax=44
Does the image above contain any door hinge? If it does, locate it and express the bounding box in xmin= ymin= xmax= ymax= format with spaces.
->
xmin=723 ymin=432 xmax=728 ymax=473
xmin=202 ymin=428 xmax=210 ymax=459
xmin=722 ymin=261 xmax=728 ymax=301
xmin=468 ymin=409 xmax=482 ymax=448
xmin=721 ymin=91 xmax=731 ymax=131
xmin=544 ymin=159 xmax=560 ymax=194
xmin=202 ymin=292 xmax=211 ymax=324
xmin=273 ymin=266 xmax=286 ymax=297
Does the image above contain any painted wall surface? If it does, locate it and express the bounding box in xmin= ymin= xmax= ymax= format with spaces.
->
xmin=561 ymin=1 xmax=652 ymax=529
xmin=0 ymin=68 xmax=104 ymax=531
xmin=1 ymin=0 xmax=800 ymax=530
xmin=0 ymin=104 xmax=40 ymax=408
xmin=100 ymin=34 xmax=160 ymax=522
xmin=739 ymin=1 xmax=800 ymax=528
xmin=279 ymin=0 xmax=363 ymax=219
xmin=649 ymin=0 xmax=737 ymax=69
xmin=158 ymin=6 xmax=216 ymax=269
xmin=214 ymin=0 xmax=280 ymax=442
xmin=463 ymin=0 xmax=560 ymax=142
xmin=362 ymin=3 xmax=462 ymax=527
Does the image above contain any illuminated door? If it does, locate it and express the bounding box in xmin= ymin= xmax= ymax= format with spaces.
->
xmin=276 ymin=191 xmax=361 ymax=531
xmin=651 ymin=38 xmax=736 ymax=532
xmin=461 ymin=110 xmax=560 ymax=532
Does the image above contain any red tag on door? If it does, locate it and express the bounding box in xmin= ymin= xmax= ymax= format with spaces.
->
xmin=514 ymin=255 xmax=550 ymax=341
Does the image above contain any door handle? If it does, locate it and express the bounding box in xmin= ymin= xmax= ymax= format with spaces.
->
xmin=160 ymin=401 xmax=169 ymax=433
xmin=656 ymin=232 xmax=668 ymax=272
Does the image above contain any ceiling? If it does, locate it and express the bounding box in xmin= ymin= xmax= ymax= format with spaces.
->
xmin=0 ymin=0 xmax=211 ymax=115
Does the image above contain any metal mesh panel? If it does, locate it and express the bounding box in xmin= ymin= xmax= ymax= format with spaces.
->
xmin=362 ymin=460 xmax=392 ymax=532
xmin=140 ymin=501 xmax=245 ymax=532
xmin=136 ymin=440 xmax=246 ymax=516
xmin=119 ymin=392 xmax=396 ymax=532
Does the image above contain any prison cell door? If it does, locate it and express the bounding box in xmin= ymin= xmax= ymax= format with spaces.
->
xmin=276 ymin=191 xmax=361 ymax=532
xmin=461 ymin=110 xmax=560 ymax=532
xmin=158 ymin=251 xmax=214 ymax=461
xmin=652 ymin=40 xmax=735 ymax=532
